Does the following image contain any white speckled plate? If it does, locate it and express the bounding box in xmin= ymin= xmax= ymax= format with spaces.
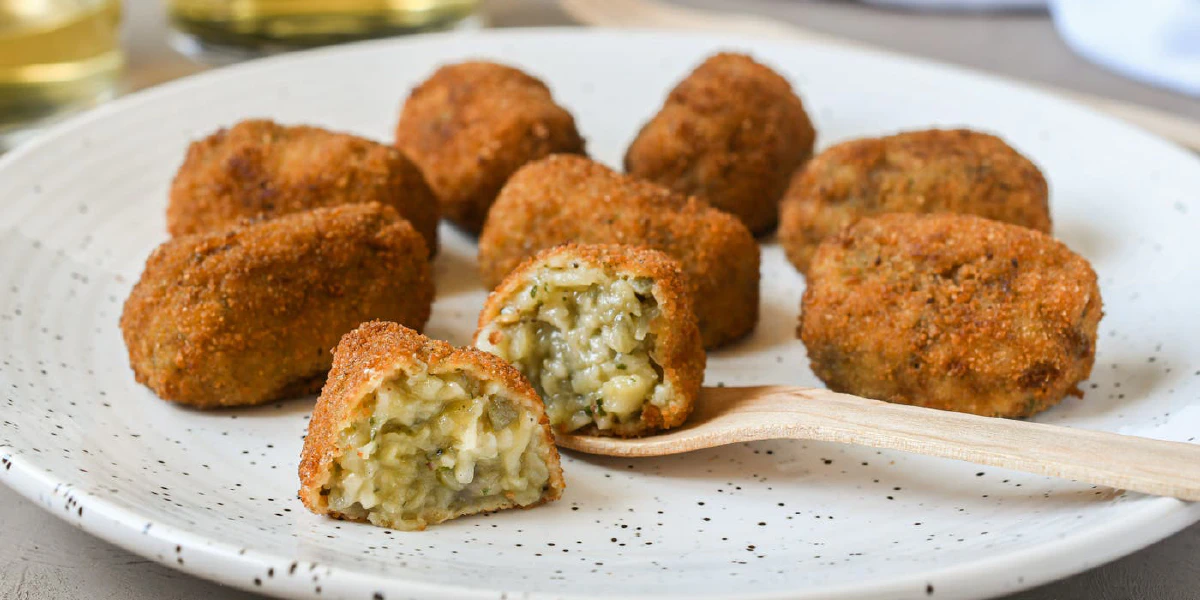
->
xmin=0 ymin=29 xmax=1198 ymax=600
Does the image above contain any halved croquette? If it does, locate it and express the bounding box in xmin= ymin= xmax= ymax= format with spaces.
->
xmin=299 ymin=321 xmax=564 ymax=530
xmin=476 ymin=244 xmax=705 ymax=437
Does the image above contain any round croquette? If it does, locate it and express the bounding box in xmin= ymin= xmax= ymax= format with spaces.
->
xmin=780 ymin=128 xmax=1051 ymax=274
xmin=121 ymin=203 xmax=434 ymax=409
xmin=395 ymin=61 xmax=586 ymax=233
xmin=625 ymin=52 xmax=815 ymax=234
xmin=478 ymin=155 xmax=760 ymax=349
xmin=799 ymin=213 xmax=1101 ymax=418
xmin=167 ymin=119 xmax=440 ymax=255
xmin=475 ymin=244 xmax=705 ymax=437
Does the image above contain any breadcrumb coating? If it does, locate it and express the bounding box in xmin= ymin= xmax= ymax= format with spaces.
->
xmin=395 ymin=61 xmax=586 ymax=233
xmin=121 ymin=203 xmax=433 ymax=408
xmin=168 ymin=119 xmax=440 ymax=255
xmin=299 ymin=321 xmax=564 ymax=530
xmin=626 ymin=52 xmax=815 ymax=234
xmin=800 ymin=213 xmax=1100 ymax=417
xmin=780 ymin=128 xmax=1050 ymax=274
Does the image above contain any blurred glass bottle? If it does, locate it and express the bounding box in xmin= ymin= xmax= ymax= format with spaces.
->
xmin=0 ymin=0 xmax=123 ymax=149
xmin=167 ymin=0 xmax=481 ymax=61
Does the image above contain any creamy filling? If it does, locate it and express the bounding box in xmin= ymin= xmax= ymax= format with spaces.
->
xmin=477 ymin=264 xmax=672 ymax=432
xmin=324 ymin=368 xmax=551 ymax=528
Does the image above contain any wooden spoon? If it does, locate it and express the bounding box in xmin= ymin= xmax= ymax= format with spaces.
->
xmin=556 ymin=386 xmax=1200 ymax=501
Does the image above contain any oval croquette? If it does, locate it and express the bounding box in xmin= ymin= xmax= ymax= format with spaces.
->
xmin=625 ymin=52 xmax=815 ymax=234
xmin=779 ymin=128 xmax=1051 ymax=275
xmin=395 ymin=61 xmax=586 ymax=233
xmin=478 ymin=155 xmax=760 ymax=349
xmin=167 ymin=119 xmax=440 ymax=255
xmin=799 ymin=213 xmax=1101 ymax=418
xmin=121 ymin=203 xmax=434 ymax=409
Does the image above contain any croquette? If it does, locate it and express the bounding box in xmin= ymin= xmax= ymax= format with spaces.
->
xmin=478 ymin=155 xmax=760 ymax=349
xmin=779 ymin=128 xmax=1051 ymax=274
xmin=299 ymin=321 xmax=564 ymax=531
xmin=121 ymin=203 xmax=434 ymax=409
xmin=395 ymin=61 xmax=586 ymax=233
xmin=799 ymin=213 xmax=1101 ymax=418
xmin=475 ymin=244 xmax=705 ymax=437
xmin=167 ymin=119 xmax=440 ymax=255
xmin=625 ymin=52 xmax=815 ymax=234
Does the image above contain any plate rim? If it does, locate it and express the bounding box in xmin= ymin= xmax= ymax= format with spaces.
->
xmin=4 ymin=441 xmax=1198 ymax=600
xmin=1 ymin=26 xmax=1198 ymax=600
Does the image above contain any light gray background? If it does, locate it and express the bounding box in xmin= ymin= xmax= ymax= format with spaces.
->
xmin=3 ymin=0 xmax=1197 ymax=598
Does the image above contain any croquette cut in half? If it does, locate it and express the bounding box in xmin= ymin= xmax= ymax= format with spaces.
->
xmin=167 ymin=119 xmax=441 ymax=255
xmin=478 ymin=154 xmax=760 ymax=349
xmin=475 ymin=244 xmax=705 ymax=437
xmin=299 ymin=321 xmax=564 ymax=531
xmin=799 ymin=213 xmax=1102 ymax=418
xmin=395 ymin=61 xmax=586 ymax=233
xmin=625 ymin=52 xmax=816 ymax=234
xmin=121 ymin=203 xmax=434 ymax=409
xmin=779 ymin=128 xmax=1051 ymax=275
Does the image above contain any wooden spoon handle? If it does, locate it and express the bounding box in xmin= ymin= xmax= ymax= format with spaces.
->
xmin=704 ymin=386 xmax=1200 ymax=501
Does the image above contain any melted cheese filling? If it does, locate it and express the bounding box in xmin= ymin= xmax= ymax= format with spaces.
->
xmin=325 ymin=369 xmax=551 ymax=529
xmin=477 ymin=264 xmax=671 ymax=432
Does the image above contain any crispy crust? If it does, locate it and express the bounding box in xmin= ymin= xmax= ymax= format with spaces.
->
xmin=475 ymin=243 xmax=706 ymax=436
xmin=120 ymin=203 xmax=433 ymax=408
xmin=395 ymin=61 xmax=586 ymax=233
xmin=799 ymin=213 xmax=1102 ymax=418
xmin=779 ymin=128 xmax=1051 ymax=275
xmin=478 ymin=154 xmax=760 ymax=349
xmin=298 ymin=321 xmax=565 ymax=528
xmin=625 ymin=52 xmax=816 ymax=234
xmin=167 ymin=119 xmax=440 ymax=256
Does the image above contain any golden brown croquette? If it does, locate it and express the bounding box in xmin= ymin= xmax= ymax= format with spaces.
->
xmin=625 ymin=52 xmax=816 ymax=234
xmin=779 ymin=128 xmax=1051 ymax=274
xmin=167 ymin=119 xmax=440 ymax=255
xmin=799 ymin=213 xmax=1101 ymax=418
xmin=299 ymin=321 xmax=564 ymax=531
xmin=478 ymin=155 xmax=760 ymax=349
xmin=395 ymin=61 xmax=586 ymax=233
xmin=121 ymin=203 xmax=433 ymax=409
xmin=475 ymin=244 xmax=705 ymax=437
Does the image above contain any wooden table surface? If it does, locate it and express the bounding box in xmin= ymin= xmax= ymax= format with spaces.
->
xmin=2 ymin=1 xmax=1196 ymax=598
